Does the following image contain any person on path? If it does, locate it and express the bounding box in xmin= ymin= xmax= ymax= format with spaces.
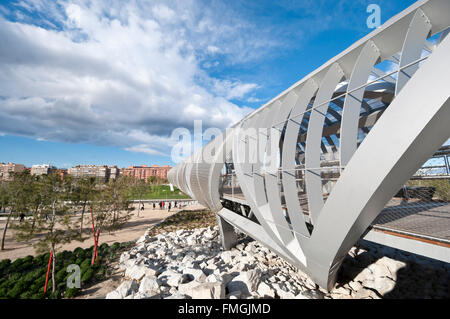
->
xmin=153 ymin=202 xmax=156 ymax=210
xmin=168 ymin=202 xmax=171 ymax=212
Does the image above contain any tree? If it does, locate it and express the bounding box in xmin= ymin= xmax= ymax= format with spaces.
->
xmin=71 ymin=177 xmax=97 ymax=238
xmin=133 ymin=179 xmax=148 ymax=217
xmin=1 ymin=171 xmax=32 ymax=251
xmin=89 ymin=176 xmax=134 ymax=263
xmin=19 ymin=174 xmax=78 ymax=293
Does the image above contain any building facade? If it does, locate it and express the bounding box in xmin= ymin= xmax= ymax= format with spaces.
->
xmin=68 ymin=165 xmax=111 ymax=182
xmin=123 ymin=165 xmax=171 ymax=181
xmin=0 ymin=163 xmax=25 ymax=181
xmin=109 ymin=166 xmax=120 ymax=180
xmin=31 ymin=164 xmax=56 ymax=176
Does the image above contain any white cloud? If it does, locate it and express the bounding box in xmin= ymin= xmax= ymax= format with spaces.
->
xmin=125 ymin=145 xmax=168 ymax=157
xmin=0 ymin=0 xmax=260 ymax=156
xmin=212 ymin=79 xmax=260 ymax=100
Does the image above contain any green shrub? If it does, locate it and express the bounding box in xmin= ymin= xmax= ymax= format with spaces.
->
xmin=20 ymin=291 xmax=33 ymax=299
xmin=49 ymin=289 xmax=61 ymax=299
xmin=31 ymin=292 xmax=45 ymax=299
xmin=57 ymin=282 xmax=66 ymax=291
xmin=0 ymin=259 xmax=11 ymax=273
xmin=7 ymin=281 xmax=28 ymax=299
xmin=64 ymin=288 xmax=80 ymax=298
xmin=81 ymin=268 xmax=94 ymax=283
xmin=29 ymin=283 xmax=41 ymax=294
xmin=55 ymin=268 xmax=67 ymax=284
xmin=80 ymin=259 xmax=91 ymax=270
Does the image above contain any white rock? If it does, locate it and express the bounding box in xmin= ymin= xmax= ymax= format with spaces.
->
xmin=332 ymin=286 xmax=351 ymax=295
xmin=227 ymin=268 xmax=261 ymax=295
xmin=354 ymin=287 xmax=380 ymax=299
xmin=191 ymin=282 xmax=225 ymax=299
xmin=105 ymin=290 xmax=122 ymax=299
xmin=139 ymin=276 xmax=160 ymax=296
xmin=158 ymin=270 xmax=183 ymax=287
xmin=226 ymin=291 xmax=241 ymax=299
xmin=257 ymin=282 xmax=275 ymax=298
xmin=220 ymin=251 xmax=233 ymax=264
xmin=353 ymin=267 xmax=374 ymax=283
xmin=376 ymin=257 xmax=406 ymax=279
xmin=178 ymin=280 xmax=201 ymax=296
xmin=120 ymin=252 xmax=131 ymax=263
xmin=368 ymin=263 xmax=392 ymax=279
xmin=125 ymin=265 xmax=158 ymax=280
xmin=165 ymin=293 xmax=189 ymax=299
xmin=206 ymin=274 xmax=223 ymax=283
xmin=349 ymin=281 xmax=363 ymax=291
xmin=362 ymin=277 xmax=395 ymax=296
xmin=183 ymin=268 xmax=207 ymax=283
xmin=116 ymin=280 xmax=139 ymax=298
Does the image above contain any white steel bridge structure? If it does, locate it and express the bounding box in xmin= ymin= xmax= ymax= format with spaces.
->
xmin=168 ymin=0 xmax=450 ymax=290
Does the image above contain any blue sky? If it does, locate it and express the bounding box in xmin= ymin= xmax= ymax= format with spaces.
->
xmin=0 ymin=0 xmax=419 ymax=168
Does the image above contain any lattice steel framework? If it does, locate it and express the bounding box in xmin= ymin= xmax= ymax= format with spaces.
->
xmin=168 ymin=0 xmax=450 ymax=290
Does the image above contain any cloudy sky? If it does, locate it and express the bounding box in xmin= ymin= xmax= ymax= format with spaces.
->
xmin=0 ymin=0 xmax=416 ymax=168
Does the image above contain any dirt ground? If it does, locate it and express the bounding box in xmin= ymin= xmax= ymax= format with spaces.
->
xmin=0 ymin=202 xmax=204 ymax=262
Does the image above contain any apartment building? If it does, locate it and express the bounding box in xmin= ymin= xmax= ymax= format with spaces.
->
xmin=122 ymin=164 xmax=171 ymax=181
xmin=68 ymin=165 xmax=111 ymax=182
xmin=109 ymin=166 xmax=120 ymax=180
xmin=0 ymin=163 xmax=26 ymax=181
xmin=31 ymin=164 xmax=56 ymax=176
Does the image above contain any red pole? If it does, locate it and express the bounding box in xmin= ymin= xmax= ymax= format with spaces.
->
xmin=90 ymin=208 xmax=98 ymax=265
xmin=93 ymin=228 xmax=100 ymax=264
xmin=44 ymin=250 xmax=53 ymax=294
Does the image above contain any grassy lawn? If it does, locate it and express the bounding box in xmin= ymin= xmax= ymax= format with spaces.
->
xmin=132 ymin=185 xmax=191 ymax=200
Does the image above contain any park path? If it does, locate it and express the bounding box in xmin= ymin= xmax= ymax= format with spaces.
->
xmin=0 ymin=203 xmax=204 ymax=261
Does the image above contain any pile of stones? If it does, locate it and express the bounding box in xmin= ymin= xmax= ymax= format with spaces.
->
xmin=106 ymin=226 xmax=449 ymax=299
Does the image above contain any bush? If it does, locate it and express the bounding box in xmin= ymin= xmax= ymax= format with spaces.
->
xmin=0 ymin=259 xmax=11 ymax=273
xmin=7 ymin=281 xmax=28 ymax=299
xmin=81 ymin=268 xmax=94 ymax=283
xmin=111 ymin=242 xmax=120 ymax=251
xmin=80 ymin=259 xmax=91 ymax=271
xmin=55 ymin=268 xmax=67 ymax=284
xmin=20 ymin=291 xmax=33 ymax=299
xmin=74 ymin=247 xmax=85 ymax=256
xmin=29 ymin=283 xmax=41 ymax=294
xmin=64 ymin=288 xmax=80 ymax=298
xmin=49 ymin=289 xmax=61 ymax=299
xmin=0 ymin=287 xmax=7 ymax=298
xmin=31 ymin=292 xmax=45 ymax=299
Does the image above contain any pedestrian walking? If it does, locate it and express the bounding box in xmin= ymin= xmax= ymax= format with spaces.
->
xmin=168 ymin=202 xmax=171 ymax=212
xmin=19 ymin=213 xmax=25 ymax=222
xmin=153 ymin=202 xmax=156 ymax=210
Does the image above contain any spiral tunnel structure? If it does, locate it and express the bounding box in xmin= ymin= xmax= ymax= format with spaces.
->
xmin=169 ymin=0 xmax=450 ymax=290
